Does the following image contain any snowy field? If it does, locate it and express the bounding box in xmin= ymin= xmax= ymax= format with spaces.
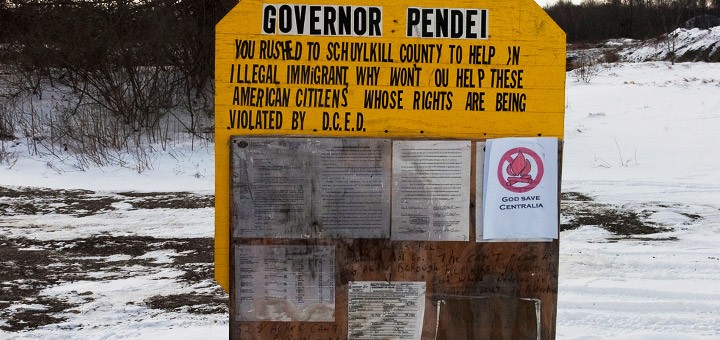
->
xmin=559 ymin=62 xmax=720 ymax=339
xmin=2 ymin=61 xmax=720 ymax=339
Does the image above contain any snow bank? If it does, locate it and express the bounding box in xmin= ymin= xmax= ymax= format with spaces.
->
xmin=622 ymin=27 xmax=720 ymax=62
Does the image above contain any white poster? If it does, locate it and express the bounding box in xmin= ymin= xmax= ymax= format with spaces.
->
xmin=482 ymin=138 xmax=558 ymax=241
xmin=234 ymin=245 xmax=335 ymax=322
xmin=391 ymin=140 xmax=471 ymax=241
xmin=348 ymin=281 xmax=426 ymax=340
xmin=231 ymin=137 xmax=391 ymax=239
xmin=312 ymin=138 xmax=392 ymax=238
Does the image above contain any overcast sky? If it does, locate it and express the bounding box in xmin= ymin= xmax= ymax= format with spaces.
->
xmin=534 ymin=0 xmax=558 ymax=8
xmin=535 ymin=0 xmax=583 ymax=8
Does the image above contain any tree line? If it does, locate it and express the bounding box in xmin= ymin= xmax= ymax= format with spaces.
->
xmin=2 ymin=0 xmax=716 ymax=94
xmin=3 ymin=0 xmax=716 ymax=77
xmin=2 ymin=0 xmax=718 ymax=77
xmin=1 ymin=0 xmax=718 ymax=167
xmin=0 ymin=0 xmax=235 ymax=168
xmin=545 ymin=0 xmax=720 ymax=42
xmin=0 ymin=0 xmax=234 ymax=82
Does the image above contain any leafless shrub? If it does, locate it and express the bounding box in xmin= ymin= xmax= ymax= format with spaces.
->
xmin=0 ymin=98 xmax=16 ymax=142
xmin=602 ymin=49 xmax=621 ymax=63
xmin=0 ymin=95 xmax=19 ymax=166
xmin=1 ymin=62 xmax=213 ymax=171
xmin=659 ymin=31 xmax=680 ymax=65
xmin=0 ymin=143 xmax=18 ymax=166
xmin=0 ymin=0 xmax=224 ymax=172
xmin=571 ymin=55 xmax=602 ymax=83
xmin=71 ymin=65 xmax=180 ymax=143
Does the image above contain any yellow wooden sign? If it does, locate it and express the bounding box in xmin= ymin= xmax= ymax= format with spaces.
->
xmin=215 ymin=0 xmax=565 ymax=289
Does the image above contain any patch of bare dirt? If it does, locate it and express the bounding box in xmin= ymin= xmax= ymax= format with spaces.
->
xmin=561 ymin=192 xmax=677 ymax=236
xmin=0 ymin=235 xmax=227 ymax=332
xmin=0 ymin=186 xmax=225 ymax=333
xmin=0 ymin=187 xmax=118 ymax=217
xmin=117 ymin=191 xmax=214 ymax=209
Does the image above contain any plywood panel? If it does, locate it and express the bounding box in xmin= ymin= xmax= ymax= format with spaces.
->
xmin=228 ymin=138 xmax=561 ymax=339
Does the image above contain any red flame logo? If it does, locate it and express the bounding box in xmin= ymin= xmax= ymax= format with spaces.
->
xmin=497 ymin=147 xmax=544 ymax=193
xmin=505 ymin=151 xmax=533 ymax=186
xmin=507 ymin=151 xmax=532 ymax=177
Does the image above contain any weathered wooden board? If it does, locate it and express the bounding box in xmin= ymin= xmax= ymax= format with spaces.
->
xmin=228 ymin=139 xmax=561 ymax=339
xmin=230 ymin=239 xmax=558 ymax=339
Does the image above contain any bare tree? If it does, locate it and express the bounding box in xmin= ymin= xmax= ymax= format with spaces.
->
xmin=0 ymin=0 xmax=233 ymax=169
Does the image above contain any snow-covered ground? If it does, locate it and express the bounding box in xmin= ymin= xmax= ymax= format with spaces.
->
xmin=2 ymin=61 xmax=720 ymax=338
xmin=559 ymin=61 xmax=720 ymax=338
